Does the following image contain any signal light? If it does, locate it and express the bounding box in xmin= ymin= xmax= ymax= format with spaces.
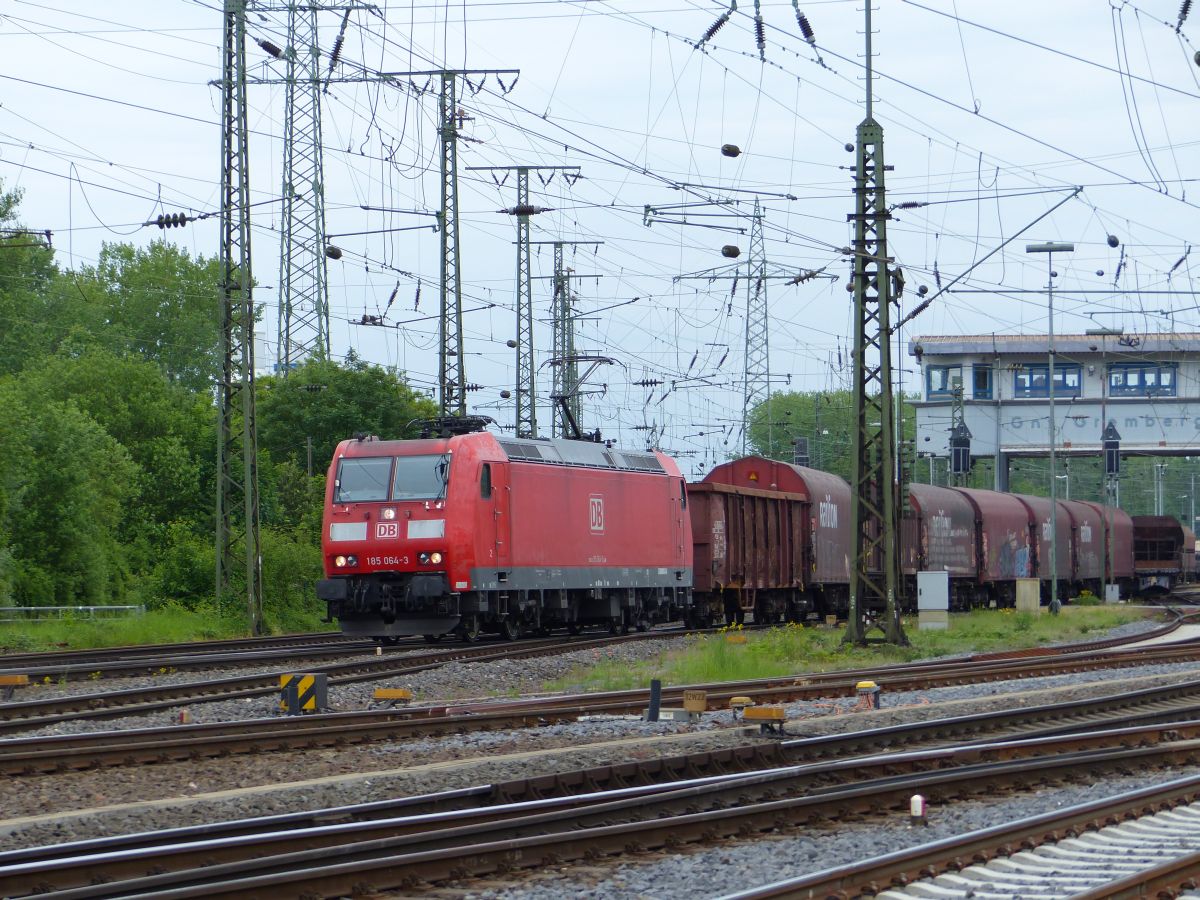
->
xmin=156 ymin=213 xmax=189 ymax=229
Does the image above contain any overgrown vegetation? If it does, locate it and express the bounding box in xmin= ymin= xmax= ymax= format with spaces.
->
xmin=545 ymin=606 xmax=1150 ymax=693
xmin=0 ymin=605 xmax=251 ymax=653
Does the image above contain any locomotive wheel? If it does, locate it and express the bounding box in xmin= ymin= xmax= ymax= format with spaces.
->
xmin=567 ymin=622 xmax=583 ymax=635
xmin=423 ymin=634 xmax=443 ymax=644
xmin=500 ymin=617 xmax=521 ymax=641
xmin=635 ymin=617 xmax=650 ymax=632
xmin=458 ymin=617 xmax=481 ymax=643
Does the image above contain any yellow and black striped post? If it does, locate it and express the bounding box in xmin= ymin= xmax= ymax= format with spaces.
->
xmin=279 ymin=673 xmax=328 ymax=715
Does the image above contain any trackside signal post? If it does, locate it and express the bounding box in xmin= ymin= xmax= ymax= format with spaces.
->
xmin=844 ymin=0 xmax=907 ymax=647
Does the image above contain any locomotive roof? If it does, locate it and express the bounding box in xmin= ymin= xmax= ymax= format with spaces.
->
xmin=494 ymin=436 xmax=669 ymax=474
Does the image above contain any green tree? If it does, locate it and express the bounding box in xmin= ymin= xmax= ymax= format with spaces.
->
xmin=0 ymin=185 xmax=61 ymax=376
xmin=0 ymin=381 xmax=137 ymax=605
xmin=65 ymin=241 xmax=223 ymax=393
xmin=745 ymin=390 xmax=919 ymax=481
xmin=257 ymin=357 xmax=438 ymax=478
xmin=16 ymin=348 xmax=213 ymax=547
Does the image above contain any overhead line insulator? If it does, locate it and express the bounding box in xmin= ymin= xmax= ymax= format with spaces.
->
xmin=155 ymin=212 xmax=189 ymax=229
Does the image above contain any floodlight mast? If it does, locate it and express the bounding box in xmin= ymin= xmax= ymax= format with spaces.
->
xmin=1025 ymin=241 xmax=1074 ymax=615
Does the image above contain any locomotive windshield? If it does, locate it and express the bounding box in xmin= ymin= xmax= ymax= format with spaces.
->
xmin=392 ymin=454 xmax=450 ymax=500
xmin=334 ymin=454 xmax=450 ymax=502
xmin=334 ymin=457 xmax=393 ymax=502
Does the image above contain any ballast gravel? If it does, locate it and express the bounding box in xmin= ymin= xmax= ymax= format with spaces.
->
xmin=1 ymin=613 xmax=1194 ymax=898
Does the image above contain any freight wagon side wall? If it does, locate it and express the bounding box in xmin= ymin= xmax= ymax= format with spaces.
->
xmin=1015 ymin=495 xmax=1073 ymax=582
xmin=504 ymin=463 xmax=691 ymax=578
xmin=907 ymin=484 xmax=977 ymax=577
xmin=687 ymin=483 xmax=807 ymax=594
xmin=1062 ymin=500 xmax=1104 ymax=582
xmin=955 ymin=488 xmax=1034 ymax=581
xmin=1078 ymin=501 xmax=1135 ymax=581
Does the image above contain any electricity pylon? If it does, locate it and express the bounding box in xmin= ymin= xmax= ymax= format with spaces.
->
xmin=216 ymin=0 xmax=263 ymax=633
xmin=742 ymin=200 xmax=769 ymax=454
xmin=467 ymin=164 xmax=579 ymax=437
xmin=844 ymin=0 xmax=907 ymax=647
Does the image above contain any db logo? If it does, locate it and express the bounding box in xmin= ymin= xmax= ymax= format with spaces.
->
xmin=589 ymin=495 xmax=605 ymax=533
xmin=375 ymin=522 xmax=399 ymax=539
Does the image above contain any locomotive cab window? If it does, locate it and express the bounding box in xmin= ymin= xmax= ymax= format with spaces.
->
xmin=392 ymin=454 xmax=450 ymax=501
xmin=480 ymin=463 xmax=492 ymax=499
xmin=334 ymin=457 xmax=393 ymax=502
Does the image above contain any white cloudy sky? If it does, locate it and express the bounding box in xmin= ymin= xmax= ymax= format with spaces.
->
xmin=0 ymin=0 xmax=1197 ymax=473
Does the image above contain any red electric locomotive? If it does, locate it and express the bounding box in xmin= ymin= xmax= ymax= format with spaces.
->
xmin=318 ymin=430 xmax=692 ymax=641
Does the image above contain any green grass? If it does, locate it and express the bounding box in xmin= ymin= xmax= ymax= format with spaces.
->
xmin=546 ymin=605 xmax=1152 ymax=694
xmin=0 ymin=605 xmax=254 ymax=653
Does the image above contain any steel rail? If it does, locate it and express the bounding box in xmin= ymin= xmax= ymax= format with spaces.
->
xmin=723 ymin=775 xmax=1200 ymax=899
xmin=0 ymin=629 xmax=685 ymax=733
xmin=9 ymin=730 xmax=1200 ymax=897
xmin=9 ymin=714 xmax=1200 ymax=886
xmin=7 ymin=651 xmax=1200 ymax=775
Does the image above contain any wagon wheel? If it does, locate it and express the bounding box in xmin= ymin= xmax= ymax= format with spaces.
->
xmin=567 ymin=622 xmax=583 ymax=636
xmin=458 ymin=616 xmax=481 ymax=643
xmin=422 ymin=633 xmax=443 ymax=644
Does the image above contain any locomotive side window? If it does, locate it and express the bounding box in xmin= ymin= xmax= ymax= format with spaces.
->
xmin=334 ymin=457 xmax=393 ymax=502
xmin=392 ymin=454 xmax=450 ymax=500
xmin=680 ymin=478 xmax=687 ymax=509
xmin=480 ymin=463 xmax=492 ymax=499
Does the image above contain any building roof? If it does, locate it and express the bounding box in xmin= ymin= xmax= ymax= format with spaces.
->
xmin=909 ymin=333 xmax=1200 ymax=357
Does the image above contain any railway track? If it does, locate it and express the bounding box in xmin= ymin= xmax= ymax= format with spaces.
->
xmin=6 ymin=645 xmax=1200 ymax=775
xmin=0 ymin=626 xmax=705 ymax=734
xmin=7 ymin=710 xmax=1200 ymax=897
xmin=0 ymin=631 xmax=378 ymax=675
xmin=728 ymin=777 xmax=1200 ymax=900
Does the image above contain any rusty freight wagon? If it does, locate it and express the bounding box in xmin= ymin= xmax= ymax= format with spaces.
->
xmin=903 ymin=484 xmax=978 ymax=607
xmin=697 ymin=456 xmax=852 ymax=617
xmin=1132 ymin=515 xmax=1194 ymax=593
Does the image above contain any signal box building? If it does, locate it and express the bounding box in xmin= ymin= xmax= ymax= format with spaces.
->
xmin=908 ymin=332 xmax=1200 ymax=490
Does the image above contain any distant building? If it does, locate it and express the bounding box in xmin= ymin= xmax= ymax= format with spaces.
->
xmin=908 ymin=332 xmax=1200 ymax=490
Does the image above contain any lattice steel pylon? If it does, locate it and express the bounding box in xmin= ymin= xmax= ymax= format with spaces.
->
xmin=437 ymin=72 xmax=466 ymax=416
xmin=551 ymin=240 xmax=577 ymax=437
xmin=466 ymin=165 xmax=579 ymax=438
xmin=216 ymin=0 xmax=263 ymax=634
xmin=742 ymin=200 xmax=769 ymax=454
xmin=844 ymin=0 xmax=906 ymax=646
xmin=513 ymin=169 xmax=535 ymax=436
xmin=275 ymin=2 xmax=333 ymax=372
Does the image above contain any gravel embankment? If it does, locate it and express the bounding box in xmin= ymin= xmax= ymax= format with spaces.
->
xmin=10 ymin=637 xmax=690 ymax=737
xmin=1 ymin=613 xmax=1193 ymax=896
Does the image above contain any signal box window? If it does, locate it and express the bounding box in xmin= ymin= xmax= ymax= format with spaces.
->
xmin=926 ymin=365 xmax=962 ymax=399
xmin=1109 ymin=363 xmax=1177 ymax=397
xmin=334 ymin=457 xmax=393 ymax=502
xmin=1013 ymin=364 xmax=1081 ymax=398
xmin=972 ymin=364 xmax=993 ymax=400
xmin=391 ymin=454 xmax=450 ymax=500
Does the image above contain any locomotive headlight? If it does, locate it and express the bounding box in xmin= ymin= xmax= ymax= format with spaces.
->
xmin=334 ymin=555 xmax=347 ymax=567
xmin=429 ymin=551 xmax=443 ymax=565
xmin=381 ymin=507 xmax=397 ymax=520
